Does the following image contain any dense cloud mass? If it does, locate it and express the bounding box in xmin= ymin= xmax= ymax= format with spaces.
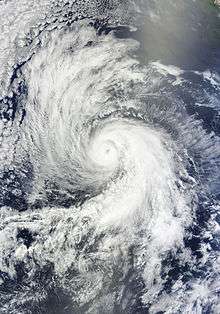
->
xmin=0 ymin=1 xmax=220 ymax=313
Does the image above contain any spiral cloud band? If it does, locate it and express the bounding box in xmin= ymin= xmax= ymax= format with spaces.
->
xmin=0 ymin=1 xmax=220 ymax=313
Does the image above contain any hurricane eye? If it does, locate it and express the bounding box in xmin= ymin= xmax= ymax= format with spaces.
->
xmin=0 ymin=2 xmax=219 ymax=313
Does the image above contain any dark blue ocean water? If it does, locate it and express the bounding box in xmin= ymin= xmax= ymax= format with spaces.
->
xmin=0 ymin=1 xmax=220 ymax=313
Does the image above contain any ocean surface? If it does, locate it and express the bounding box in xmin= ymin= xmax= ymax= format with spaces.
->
xmin=0 ymin=1 xmax=220 ymax=313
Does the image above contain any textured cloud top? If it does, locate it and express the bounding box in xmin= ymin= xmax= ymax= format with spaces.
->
xmin=0 ymin=1 xmax=220 ymax=313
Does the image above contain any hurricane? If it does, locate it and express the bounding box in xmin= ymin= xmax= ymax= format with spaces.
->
xmin=0 ymin=0 xmax=220 ymax=313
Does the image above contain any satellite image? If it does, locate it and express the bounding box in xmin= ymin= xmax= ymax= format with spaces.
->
xmin=0 ymin=0 xmax=220 ymax=313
